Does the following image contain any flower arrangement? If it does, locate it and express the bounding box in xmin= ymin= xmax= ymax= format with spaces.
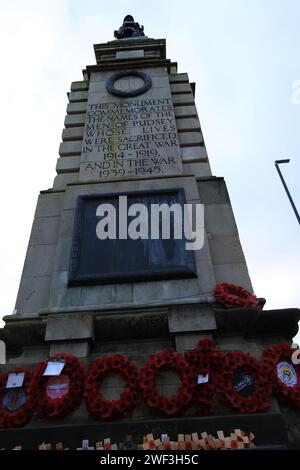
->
xmin=33 ymin=353 xmax=84 ymax=420
xmin=214 ymin=350 xmax=272 ymax=413
xmin=213 ymin=283 xmax=259 ymax=308
xmin=262 ymin=343 xmax=300 ymax=407
xmin=84 ymin=354 xmax=140 ymax=421
xmin=0 ymin=367 xmax=34 ymax=428
xmin=138 ymin=351 xmax=195 ymax=416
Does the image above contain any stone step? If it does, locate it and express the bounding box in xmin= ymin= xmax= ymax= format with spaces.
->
xmin=68 ymin=90 xmax=88 ymax=103
xmin=59 ymin=141 xmax=82 ymax=157
xmin=169 ymin=72 xmax=189 ymax=83
xmin=67 ymin=102 xmax=87 ymax=115
xmin=70 ymin=80 xmax=89 ymax=92
xmin=172 ymin=93 xmax=194 ymax=106
xmin=62 ymin=127 xmax=84 ymax=142
xmin=181 ymin=146 xmax=208 ymax=162
xmin=176 ymin=117 xmax=201 ymax=132
xmin=64 ymin=114 xmax=86 ymax=128
xmin=170 ymin=82 xmax=192 ymax=94
xmin=174 ymin=105 xmax=197 ymax=118
xmin=56 ymin=156 xmax=80 ymax=174
xmin=53 ymin=173 xmax=79 ymax=189
xmin=179 ymin=131 xmax=203 ymax=147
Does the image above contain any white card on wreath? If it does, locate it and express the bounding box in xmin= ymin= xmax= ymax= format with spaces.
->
xmin=197 ymin=374 xmax=209 ymax=384
xmin=6 ymin=372 xmax=25 ymax=389
xmin=43 ymin=361 xmax=65 ymax=376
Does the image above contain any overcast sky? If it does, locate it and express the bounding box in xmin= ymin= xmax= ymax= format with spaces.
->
xmin=0 ymin=0 xmax=299 ymax=338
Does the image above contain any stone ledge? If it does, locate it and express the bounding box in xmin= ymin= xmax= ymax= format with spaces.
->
xmin=45 ymin=313 xmax=94 ymax=342
xmin=94 ymin=310 xmax=169 ymax=342
xmin=70 ymin=80 xmax=89 ymax=91
xmin=168 ymin=304 xmax=216 ymax=333
xmin=0 ymin=412 xmax=288 ymax=449
xmin=214 ymin=307 xmax=300 ymax=339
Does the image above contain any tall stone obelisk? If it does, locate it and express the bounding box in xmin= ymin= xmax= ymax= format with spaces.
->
xmin=0 ymin=16 xmax=299 ymax=449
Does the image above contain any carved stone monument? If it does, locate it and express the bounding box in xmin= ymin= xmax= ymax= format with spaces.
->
xmin=0 ymin=16 xmax=299 ymax=449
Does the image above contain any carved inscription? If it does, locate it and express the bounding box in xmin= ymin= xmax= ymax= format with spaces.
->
xmin=80 ymin=95 xmax=182 ymax=181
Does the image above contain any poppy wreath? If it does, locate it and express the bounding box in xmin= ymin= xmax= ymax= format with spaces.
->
xmin=33 ymin=353 xmax=84 ymax=420
xmin=138 ymin=351 xmax=195 ymax=416
xmin=84 ymin=355 xmax=140 ymax=421
xmin=213 ymin=283 xmax=259 ymax=308
xmin=184 ymin=338 xmax=216 ymax=415
xmin=0 ymin=367 xmax=34 ymax=428
xmin=261 ymin=343 xmax=300 ymax=407
xmin=214 ymin=351 xmax=272 ymax=413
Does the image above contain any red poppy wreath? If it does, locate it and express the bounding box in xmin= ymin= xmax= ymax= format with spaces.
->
xmin=33 ymin=353 xmax=84 ymax=420
xmin=138 ymin=351 xmax=195 ymax=416
xmin=213 ymin=283 xmax=259 ymax=308
xmin=214 ymin=351 xmax=272 ymax=413
xmin=0 ymin=367 xmax=34 ymax=428
xmin=262 ymin=343 xmax=300 ymax=407
xmin=84 ymin=354 xmax=140 ymax=421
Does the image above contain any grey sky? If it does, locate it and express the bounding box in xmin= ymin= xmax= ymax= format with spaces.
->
xmin=0 ymin=0 xmax=299 ymax=338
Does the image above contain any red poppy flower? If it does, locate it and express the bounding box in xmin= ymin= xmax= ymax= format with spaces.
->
xmin=84 ymin=355 xmax=140 ymax=421
xmin=33 ymin=353 xmax=84 ymax=421
xmin=138 ymin=351 xmax=193 ymax=416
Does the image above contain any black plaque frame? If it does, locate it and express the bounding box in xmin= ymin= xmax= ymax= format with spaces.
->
xmin=68 ymin=188 xmax=197 ymax=286
xmin=106 ymin=70 xmax=152 ymax=98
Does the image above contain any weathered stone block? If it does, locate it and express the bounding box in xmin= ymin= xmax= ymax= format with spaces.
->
xmin=169 ymin=73 xmax=189 ymax=83
xmin=176 ymin=117 xmax=200 ymax=132
xmin=45 ymin=313 xmax=94 ymax=341
xmin=195 ymin=259 xmax=216 ymax=294
xmin=56 ymin=156 xmax=80 ymax=174
xmin=50 ymin=341 xmax=90 ymax=357
xmin=63 ymin=176 xmax=199 ymax=210
xmin=179 ymin=131 xmax=203 ymax=146
xmin=94 ymin=313 xmax=168 ymax=344
xmin=62 ymin=127 xmax=84 ymax=141
xmin=183 ymin=161 xmax=211 ymax=177
xmin=89 ymin=75 xmax=169 ymax=93
xmin=30 ymin=216 xmax=60 ymax=245
xmin=214 ymin=263 xmax=252 ymax=291
xmin=59 ymin=209 xmax=75 ymax=238
xmin=59 ymin=141 xmax=82 ymax=156
xmin=35 ymin=193 xmax=64 ymax=218
xmin=68 ymin=91 xmax=88 ymax=103
xmin=23 ymin=244 xmax=56 ymax=277
xmin=181 ymin=146 xmax=208 ymax=162
xmin=112 ymin=284 xmax=133 ymax=303
xmin=168 ymin=305 xmax=216 ymax=333
xmin=53 ymin=238 xmax=72 ymax=271
xmin=89 ymin=67 xmax=168 ymax=83
xmin=48 ymin=285 xmax=82 ymax=308
xmin=209 ymin=233 xmax=246 ymax=265
xmin=70 ymin=80 xmax=89 ymax=92
xmin=172 ymin=93 xmax=194 ymax=106
xmin=174 ymin=105 xmax=197 ymax=118
xmin=133 ymin=278 xmax=200 ymax=305
xmin=170 ymin=83 xmax=192 ymax=94
xmin=53 ymin=173 xmax=79 ymax=189
xmin=64 ymin=114 xmax=85 ymax=127
xmin=116 ymin=49 xmax=144 ymax=59
xmin=51 ymin=270 xmax=68 ymax=289
xmin=67 ymin=102 xmax=87 ymax=114
xmin=81 ymin=285 xmax=113 ymax=306
xmin=15 ymin=276 xmax=51 ymax=314
xmin=197 ymin=179 xmax=230 ymax=205
xmin=175 ymin=333 xmax=210 ymax=352
xmin=204 ymin=204 xmax=237 ymax=234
